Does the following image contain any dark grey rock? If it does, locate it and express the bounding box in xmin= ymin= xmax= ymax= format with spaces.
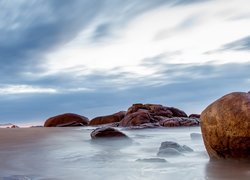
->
xmin=157 ymin=141 xmax=194 ymax=157
xmin=136 ymin=158 xmax=167 ymax=163
xmin=157 ymin=148 xmax=183 ymax=157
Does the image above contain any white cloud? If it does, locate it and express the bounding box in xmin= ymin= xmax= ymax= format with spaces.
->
xmin=41 ymin=0 xmax=250 ymax=80
xmin=0 ymin=85 xmax=96 ymax=95
xmin=0 ymin=85 xmax=57 ymax=95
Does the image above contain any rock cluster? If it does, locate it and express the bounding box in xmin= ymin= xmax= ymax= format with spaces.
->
xmin=43 ymin=103 xmax=200 ymax=128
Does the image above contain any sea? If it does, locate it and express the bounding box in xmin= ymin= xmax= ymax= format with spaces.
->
xmin=0 ymin=126 xmax=249 ymax=180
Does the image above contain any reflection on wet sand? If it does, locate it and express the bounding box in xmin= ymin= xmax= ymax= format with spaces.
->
xmin=205 ymin=160 xmax=250 ymax=180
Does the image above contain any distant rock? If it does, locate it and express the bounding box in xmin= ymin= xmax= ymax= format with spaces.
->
xmin=126 ymin=103 xmax=187 ymax=117
xmin=119 ymin=111 xmax=156 ymax=127
xmin=189 ymin=114 xmax=200 ymax=118
xmin=10 ymin=125 xmax=19 ymax=128
xmin=30 ymin=125 xmax=43 ymax=128
xmin=123 ymin=123 xmax=160 ymax=130
xmin=89 ymin=111 xmax=126 ymax=126
xmin=168 ymin=107 xmax=188 ymax=117
xmin=136 ymin=158 xmax=167 ymax=163
xmin=90 ymin=127 xmax=128 ymax=139
xmin=201 ymin=91 xmax=250 ymax=160
xmin=120 ymin=103 xmax=188 ymax=127
xmin=44 ymin=113 xmax=89 ymax=127
xmin=0 ymin=123 xmax=19 ymax=128
xmin=157 ymin=141 xmax=193 ymax=157
xmin=159 ymin=117 xmax=199 ymax=127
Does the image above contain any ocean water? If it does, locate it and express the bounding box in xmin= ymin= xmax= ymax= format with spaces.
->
xmin=0 ymin=127 xmax=249 ymax=180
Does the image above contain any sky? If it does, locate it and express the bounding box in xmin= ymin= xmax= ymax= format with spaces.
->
xmin=0 ymin=0 xmax=250 ymax=125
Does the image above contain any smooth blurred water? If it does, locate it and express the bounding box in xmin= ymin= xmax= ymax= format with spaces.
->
xmin=0 ymin=127 xmax=249 ymax=180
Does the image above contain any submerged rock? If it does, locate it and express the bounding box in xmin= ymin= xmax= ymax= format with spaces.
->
xmin=136 ymin=158 xmax=167 ymax=163
xmin=44 ymin=113 xmax=89 ymax=127
xmin=90 ymin=127 xmax=128 ymax=139
xmin=89 ymin=111 xmax=126 ymax=126
xmin=157 ymin=141 xmax=193 ymax=157
xmin=201 ymin=91 xmax=250 ymax=160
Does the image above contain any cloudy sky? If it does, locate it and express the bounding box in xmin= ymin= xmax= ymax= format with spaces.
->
xmin=0 ymin=0 xmax=250 ymax=125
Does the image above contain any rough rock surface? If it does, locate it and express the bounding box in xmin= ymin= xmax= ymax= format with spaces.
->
xmin=44 ymin=113 xmax=89 ymax=127
xmin=159 ymin=117 xmax=199 ymax=127
xmin=120 ymin=103 xmax=188 ymax=127
xmin=119 ymin=111 xmax=156 ymax=127
xmin=90 ymin=127 xmax=128 ymax=139
xmin=189 ymin=114 xmax=200 ymax=118
xmin=157 ymin=141 xmax=193 ymax=157
xmin=123 ymin=123 xmax=160 ymax=130
xmin=89 ymin=111 xmax=126 ymax=126
xmin=201 ymin=91 xmax=250 ymax=160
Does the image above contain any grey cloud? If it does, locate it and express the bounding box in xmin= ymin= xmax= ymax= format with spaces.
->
xmin=0 ymin=0 xmax=213 ymax=84
xmin=1 ymin=62 xmax=249 ymax=124
xmin=221 ymin=36 xmax=250 ymax=51
xmin=206 ymin=35 xmax=250 ymax=54
xmin=0 ymin=0 xmax=102 ymax=80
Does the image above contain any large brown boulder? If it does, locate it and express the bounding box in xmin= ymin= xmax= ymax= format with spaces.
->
xmin=44 ymin=113 xmax=89 ymax=127
xmin=90 ymin=127 xmax=128 ymax=139
xmin=89 ymin=111 xmax=126 ymax=126
xmin=119 ymin=111 xmax=156 ymax=127
xmin=201 ymin=92 xmax=250 ymax=160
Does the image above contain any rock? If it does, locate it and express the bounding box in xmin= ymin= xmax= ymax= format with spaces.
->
xmin=201 ymin=92 xmax=250 ymax=160
xmin=179 ymin=117 xmax=200 ymax=126
xmin=44 ymin=113 xmax=89 ymax=127
xmin=121 ymin=103 xmax=188 ymax=127
xmin=119 ymin=111 xmax=156 ymax=127
xmin=126 ymin=103 xmax=147 ymax=115
xmin=123 ymin=123 xmax=160 ymax=129
xmin=157 ymin=148 xmax=183 ymax=156
xmin=190 ymin=133 xmax=202 ymax=140
xmin=136 ymin=158 xmax=167 ymax=163
xmin=30 ymin=125 xmax=43 ymax=128
xmin=89 ymin=111 xmax=126 ymax=126
xmin=168 ymin=107 xmax=188 ymax=117
xmin=10 ymin=125 xmax=19 ymax=128
xmin=159 ymin=117 xmax=199 ymax=127
xmin=189 ymin=114 xmax=200 ymax=118
xmin=126 ymin=103 xmax=186 ymax=117
xmin=90 ymin=127 xmax=128 ymax=139
xmin=183 ymin=145 xmax=194 ymax=152
xmin=157 ymin=141 xmax=193 ymax=157
xmin=159 ymin=118 xmax=180 ymax=127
